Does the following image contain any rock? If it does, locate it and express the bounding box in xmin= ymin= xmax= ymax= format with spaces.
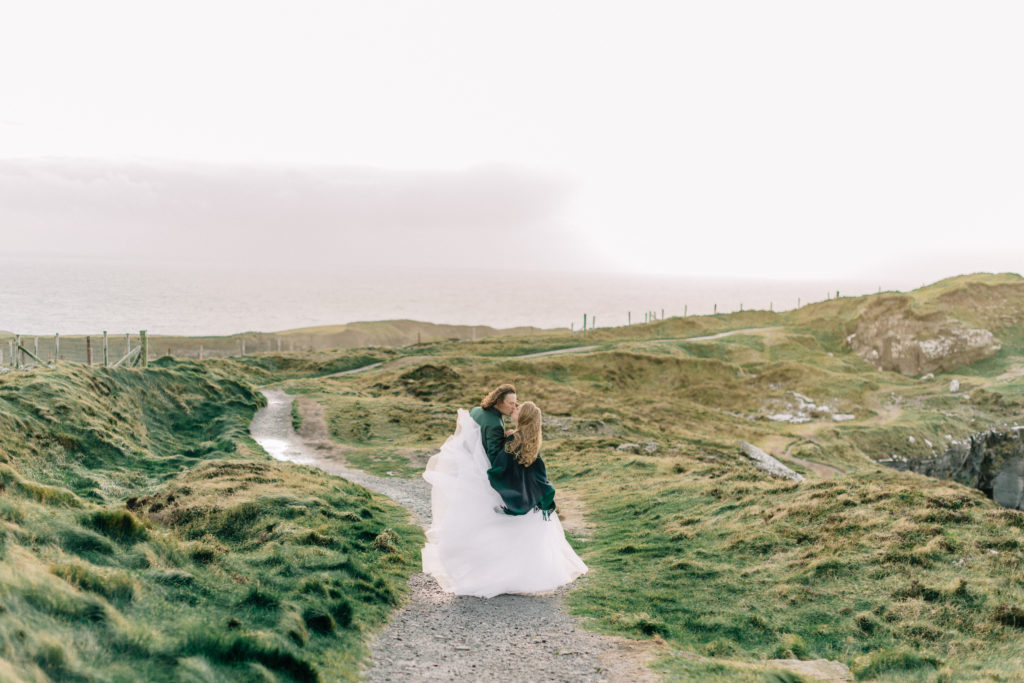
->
xmin=738 ymin=441 xmax=805 ymax=482
xmin=767 ymin=658 xmax=853 ymax=681
xmin=950 ymin=379 xmax=961 ymax=392
xmin=879 ymin=427 xmax=1024 ymax=511
xmin=767 ymin=413 xmax=812 ymax=424
xmin=616 ymin=442 xmax=658 ymax=455
xmin=544 ymin=416 xmax=611 ymax=435
xmin=845 ymin=298 xmax=1001 ymax=376
xmin=832 ymin=414 xmax=856 ymax=422
xmin=920 ymin=373 xmax=935 ymax=380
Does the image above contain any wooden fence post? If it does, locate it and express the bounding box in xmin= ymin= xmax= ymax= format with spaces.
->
xmin=583 ymin=313 xmax=587 ymax=332
xmin=661 ymin=308 xmax=664 ymax=320
xmin=714 ymin=304 xmax=717 ymax=314
xmin=277 ymin=337 xmax=282 ymax=352
xmin=86 ymin=336 xmax=92 ymax=366
xmin=34 ymin=336 xmax=39 ymax=360
xmin=241 ymin=338 xmax=246 ymax=355
xmin=140 ymin=330 xmax=148 ymax=367
xmin=684 ymin=305 xmax=688 ymax=317
xmin=55 ymin=333 xmax=60 ymax=361
xmin=103 ymin=331 xmax=109 ymax=366
xmin=199 ymin=344 xmax=204 ymax=360
xmin=8 ymin=340 xmax=13 ymax=367
xmin=628 ymin=312 xmax=631 ymax=325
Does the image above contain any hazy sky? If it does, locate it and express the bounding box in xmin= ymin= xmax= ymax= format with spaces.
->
xmin=2 ymin=1 xmax=1022 ymax=281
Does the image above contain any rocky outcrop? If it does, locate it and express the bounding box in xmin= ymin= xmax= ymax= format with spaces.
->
xmin=616 ymin=441 xmax=658 ymax=455
xmin=880 ymin=427 xmax=1024 ymax=510
xmin=738 ymin=441 xmax=805 ymax=482
xmin=845 ymin=300 xmax=1000 ymax=376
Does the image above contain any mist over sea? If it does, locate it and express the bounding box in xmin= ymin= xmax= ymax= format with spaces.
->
xmin=1 ymin=256 xmax=912 ymax=336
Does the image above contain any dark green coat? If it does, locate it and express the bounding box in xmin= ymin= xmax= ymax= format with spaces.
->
xmin=470 ymin=406 xmax=556 ymax=516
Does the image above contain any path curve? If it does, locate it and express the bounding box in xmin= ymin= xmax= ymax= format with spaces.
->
xmin=249 ymin=388 xmax=660 ymax=682
xmin=513 ymin=345 xmax=599 ymax=359
xmin=673 ymin=326 xmax=785 ymax=343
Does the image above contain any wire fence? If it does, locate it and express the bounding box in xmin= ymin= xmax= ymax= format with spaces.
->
xmin=0 ymin=330 xmax=322 ymax=372
xmin=1 ymin=331 xmax=148 ymax=370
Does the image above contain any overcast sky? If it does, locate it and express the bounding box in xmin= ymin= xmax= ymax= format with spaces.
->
xmin=2 ymin=1 xmax=1022 ymax=281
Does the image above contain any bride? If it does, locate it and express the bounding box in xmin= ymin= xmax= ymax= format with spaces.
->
xmin=421 ymin=384 xmax=588 ymax=598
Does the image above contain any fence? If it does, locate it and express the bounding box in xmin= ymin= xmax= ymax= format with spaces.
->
xmin=0 ymin=330 xmax=325 ymax=372
xmin=1 ymin=331 xmax=149 ymax=370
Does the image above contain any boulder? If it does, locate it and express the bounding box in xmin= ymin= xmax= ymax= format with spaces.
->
xmin=738 ymin=441 xmax=805 ymax=482
xmin=845 ymin=298 xmax=1000 ymax=376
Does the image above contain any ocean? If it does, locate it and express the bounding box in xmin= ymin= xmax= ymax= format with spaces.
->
xmin=1 ymin=256 xmax=905 ymax=336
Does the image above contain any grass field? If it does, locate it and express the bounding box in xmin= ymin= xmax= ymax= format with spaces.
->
xmin=272 ymin=273 xmax=1024 ymax=681
xmin=4 ymin=273 xmax=1024 ymax=681
xmin=0 ymin=360 xmax=422 ymax=681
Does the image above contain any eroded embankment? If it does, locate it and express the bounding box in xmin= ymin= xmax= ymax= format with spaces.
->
xmin=0 ymin=360 xmax=421 ymax=682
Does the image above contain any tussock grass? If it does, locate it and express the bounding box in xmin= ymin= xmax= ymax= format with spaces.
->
xmin=272 ymin=273 xmax=1024 ymax=679
xmin=0 ymin=360 xmax=422 ymax=681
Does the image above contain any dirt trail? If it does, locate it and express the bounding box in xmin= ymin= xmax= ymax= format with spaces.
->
xmin=249 ymin=388 xmax=661 ymax=682
xmin=669 ymin=326 xmax=786 ymax=343
xmin=758 ymin=435 xmax=846 ymax=479
xmin=513 ymin=345 xmax=600 ymax=359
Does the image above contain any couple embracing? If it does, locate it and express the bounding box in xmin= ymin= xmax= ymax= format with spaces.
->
xmin=421 ymin=383 xmax=588 ymax=598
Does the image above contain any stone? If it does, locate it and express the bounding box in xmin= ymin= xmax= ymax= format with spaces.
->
xmin=738 ymin=441 xmax=805 ymax=482
xmin=879 ymin=427 xmax=1024 ymax=511
xmin=845 ymin=299 xmax=1001 ymax=376
xmin=950 ymin=379 xmax=961 ymax=392
xmin=615 ymin=443 xmax=641 ymax=454
xmin=766 ymin=658 xmax=853 ymax=681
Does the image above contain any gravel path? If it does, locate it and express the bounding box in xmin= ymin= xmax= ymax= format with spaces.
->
xmin=249 ymin=388 xmax=659 ymax=683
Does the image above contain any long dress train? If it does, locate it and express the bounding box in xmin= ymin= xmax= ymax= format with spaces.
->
xmin=421 ymin=409 xmax=588 ymax=598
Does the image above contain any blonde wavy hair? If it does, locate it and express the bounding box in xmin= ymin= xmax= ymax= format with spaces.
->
xmin=505 ymin=401 xmax=542 ymax=467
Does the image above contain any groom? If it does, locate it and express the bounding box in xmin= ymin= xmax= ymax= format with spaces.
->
xmin=469 ymin=383 xmax=517 ymax=465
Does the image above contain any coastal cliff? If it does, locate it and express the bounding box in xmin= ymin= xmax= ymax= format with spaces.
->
xmin=883 ymin=426 xmax=1024 ymax=510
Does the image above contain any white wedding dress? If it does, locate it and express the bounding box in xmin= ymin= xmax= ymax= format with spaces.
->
xmin=421 ymin=409 xmax=588 ymax=598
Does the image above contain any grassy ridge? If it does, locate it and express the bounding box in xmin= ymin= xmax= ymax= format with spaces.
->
xmin=0 ymin=360 xmax=422 ymax=681
xmin=276 ymin=274 xmax=1024 ymax=680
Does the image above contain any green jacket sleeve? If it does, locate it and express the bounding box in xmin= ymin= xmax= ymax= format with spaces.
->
xmin=469 ymin=406 xmax=506 ymax=464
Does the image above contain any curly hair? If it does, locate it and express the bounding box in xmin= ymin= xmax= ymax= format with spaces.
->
xmin=480 ymin=383 xmax=516 ymax=410
xmin=505 ymin=401 xmax=542 ymax=467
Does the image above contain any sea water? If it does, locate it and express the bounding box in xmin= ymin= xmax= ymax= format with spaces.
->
xmin=0 ymin=256 xmax=904 ymax=336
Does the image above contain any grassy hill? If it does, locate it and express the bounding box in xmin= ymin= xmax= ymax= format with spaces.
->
xmin=3 ymin=272 xmax=1024 ymax=681
xmin=268 ymin=272 xmax=1024 ymax=680
xmin=0 ymin=361 xmax=422 ymax=681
